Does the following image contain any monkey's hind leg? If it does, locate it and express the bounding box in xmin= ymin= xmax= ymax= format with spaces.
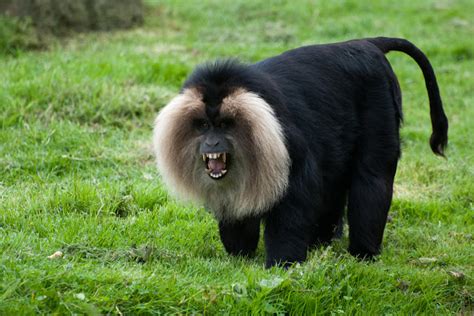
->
xmin=313 ymin=190 xmax=347 ymax=245
xmin=347 ymin=88 xmax=399 ymax=258
xmin=347 ymin=168 xmax=396 ymax=258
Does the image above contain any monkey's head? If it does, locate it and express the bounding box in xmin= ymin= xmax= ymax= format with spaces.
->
xmin=153 ymin=62 xmax=290 ymax=220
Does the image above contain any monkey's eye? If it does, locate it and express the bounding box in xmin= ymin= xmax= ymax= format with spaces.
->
xmin=217 ymin=118 xmax=234 ymax=129
xmin=194 ymin=119 xmax=210 ymax=132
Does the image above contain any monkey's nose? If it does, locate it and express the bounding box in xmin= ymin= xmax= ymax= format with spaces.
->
xmin=206 ymin=140 xmax=219 ymax=147
xmin=205 ymin=136 xmax=220 ymax=147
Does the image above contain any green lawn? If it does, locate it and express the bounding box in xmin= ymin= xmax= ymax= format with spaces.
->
xmin=1 ymin=0 xmax=473 ymax=314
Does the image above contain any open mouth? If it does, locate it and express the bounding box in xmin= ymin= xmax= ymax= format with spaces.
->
xmin=202 ymin=152 xmax=228 ymax=179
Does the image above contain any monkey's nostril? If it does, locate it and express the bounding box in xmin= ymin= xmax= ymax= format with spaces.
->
xmin=206 ymin=140 xmax=219 ymax=147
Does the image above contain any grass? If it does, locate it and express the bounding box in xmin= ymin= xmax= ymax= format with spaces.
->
xmin=0 ymin=0 xmax=473 ymax=314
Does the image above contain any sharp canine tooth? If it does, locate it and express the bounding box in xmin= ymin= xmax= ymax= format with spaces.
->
xmin=222 ymin=170 xmax=227 ymax=174
xmin=202 ymin=154 xmax=206 ymax=161
xmin=206 ymin=153 xmax=228 ymax=160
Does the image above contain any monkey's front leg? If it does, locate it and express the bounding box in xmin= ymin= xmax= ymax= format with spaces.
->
xmin=264 ymin=206 xmax=311 ymax=268
xmin=218 ymin=217 xmax=260 ymax=257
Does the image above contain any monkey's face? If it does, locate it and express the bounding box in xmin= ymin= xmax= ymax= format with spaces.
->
xmin=153 ymin=88 xmax=290 ymax=220
xmin=198 ymin=118 xmax=232 ymax=180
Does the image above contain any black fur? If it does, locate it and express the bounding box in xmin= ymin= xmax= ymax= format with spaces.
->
xmin=183 ymin=37 xmax=448 ymax=268
xmin=218 ymin=217 xmax=260 ymax=257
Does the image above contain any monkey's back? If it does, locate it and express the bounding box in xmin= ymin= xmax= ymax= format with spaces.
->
xmin=251 ymin=40 xmax=402 ymax=192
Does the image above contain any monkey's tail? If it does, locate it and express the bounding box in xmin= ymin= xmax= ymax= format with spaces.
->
xmin=367 ymin=37 xmax=448 ymax=157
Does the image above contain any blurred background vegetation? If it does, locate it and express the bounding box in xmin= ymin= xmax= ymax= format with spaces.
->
xmin=0 ymin=0 xmax=143 ymax=55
